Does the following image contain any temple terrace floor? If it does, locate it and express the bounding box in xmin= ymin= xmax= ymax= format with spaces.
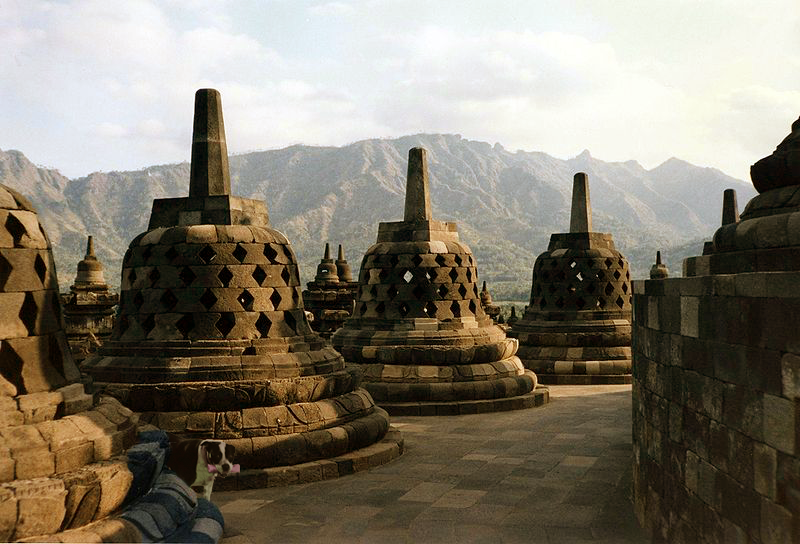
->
xmin=215 ymin=385 xmax=648 ymax=544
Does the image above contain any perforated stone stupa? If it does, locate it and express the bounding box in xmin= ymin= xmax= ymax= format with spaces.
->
xmin=83 ymin=89 xmax=400 ymax=488
xmin=332 ymin=147 xmax=548 ymax=415
xmin=509 ymin=173 xmax=632 ymax=384
xmin=302 ymin=243 xmax=358 ymax=337
xmin=62 ymin=235 xmax=118 ymax=363
xmin=0 ymin=184 xmax=144 ymax=541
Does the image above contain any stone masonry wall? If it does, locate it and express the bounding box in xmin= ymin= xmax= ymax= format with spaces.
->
xmin=632 ymin=273 xmax=799 ymax=543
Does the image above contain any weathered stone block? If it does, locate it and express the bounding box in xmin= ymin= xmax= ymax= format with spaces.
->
xmin=0 ymin=489 xmax=15 ymax=542
xmin=680 ymin=297 xmax=699 ymax=338
xmin=760 ymin=497 xmax=793 ymax=544
xmin=763 ymin=393 xmax=795 ymax=454
xmin=11 ymin=479 xmax=67 ymax=540
xmin=753 ymin=442 xmax=777 ymax=500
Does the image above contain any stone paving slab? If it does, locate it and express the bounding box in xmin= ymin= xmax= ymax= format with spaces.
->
xmin=215 ymin=385 xmax=648 ymax=543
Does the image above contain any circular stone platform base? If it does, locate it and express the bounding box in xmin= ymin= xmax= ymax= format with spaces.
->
xmin=376 ymin=386 xmax=550 ymax=416
xmin=213 ymin=426 xmax=403 ymax=490
xmin=536 ymin=374 xmax=632 ymax=385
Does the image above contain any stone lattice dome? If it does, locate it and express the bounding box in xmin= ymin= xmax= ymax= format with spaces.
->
xmin=509 ymin=173 xmax=632 ymax=384
xmin=0 ymin=184 xmax=142 ymax=541
xmin=83 ymin=89 xmax=399 ymax=486
xmin=332 ymin=148 xmax=548 ymax=414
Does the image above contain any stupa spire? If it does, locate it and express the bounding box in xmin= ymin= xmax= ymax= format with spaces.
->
xmin=189 ymin=88 xmax=231 ymax=197
xmin=324 ymin=242 xmax=331 ymax=260
xmin=721 ymin=188 xmax=739 ymax=225
xmin=569 ymin=172 xmax=593 ymax=233
xmin=403 ymin=147 xmax=432 ymax=222
xmin=337 ymin=243 xmax=344 ymax=261
xmin=85 ymin=235 xmax=96 ymax=258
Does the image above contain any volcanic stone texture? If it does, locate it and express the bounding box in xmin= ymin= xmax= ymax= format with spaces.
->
xmin=510 ymin=233 xmax=633 ymax=384
xmin=83 ymin=89 xmax=398 ymax=485
xmin=632 ymin=272 xmax=800 ymax=543
xmin=332 ymin=148 xmax=548 ymax=415
xmin=0 ymin=183 xmax=145 ymax=542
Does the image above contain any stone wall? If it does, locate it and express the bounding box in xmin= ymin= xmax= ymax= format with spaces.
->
xmin=632 ymin=273 xmax=799 ymax=543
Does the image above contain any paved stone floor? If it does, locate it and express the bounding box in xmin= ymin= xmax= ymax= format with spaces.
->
xmin=215 ymin=385 xmax=648 ymax=543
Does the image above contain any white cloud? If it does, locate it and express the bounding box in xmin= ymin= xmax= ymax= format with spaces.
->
xmin=308 ymin=2 xmax=356 ymax=16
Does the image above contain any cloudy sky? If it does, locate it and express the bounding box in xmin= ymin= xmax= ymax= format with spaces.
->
xmin=1 ymin=0 xmax=798 ymax=181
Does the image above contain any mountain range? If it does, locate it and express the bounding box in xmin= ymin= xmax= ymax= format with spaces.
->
xmin=0 ymin=134 xmax=756 ymax=300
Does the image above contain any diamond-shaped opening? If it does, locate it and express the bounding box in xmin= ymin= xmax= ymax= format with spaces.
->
xmin=554 ymin=297 xmax=565 ymax=308
xmin=160 ymin=289 xmax=178 ymax=310
xmin=466 ymin=268 xmax=473 ymax=283
xmin=613 ymin=270 xmax=621 ymax=280
xmin=450 ymin=300 xmax=462 ymax=317
xmin=388 ymin=254 xmax=399 ymax=267
xmin=435 ymin=254 xmax=447 ymax=267
xmin=238 ymin=289 xmax=255 ymax=311
xmin=454 ymin=254 xmax=463 ymax=266
xmin=605 ymin=283 xmax=614 ymax=296
xmin=473 ymin=284 xmax=479 ymax=297
xmin=141 ymin=245 xmax=152 ymax=263
xmin=141 ymin=314 xmax=156 ymax=335
xmin=539 ymin=298 xmax=546 ymax=309
xmin=618 ymin=259 xmax=625 ymax=267
xmin=133 ymin=291 xmax=144 ymax=310
xmin=128 ymin=268 xmax=137 ymax=285
xmin=575 ymin=297 xmax=585 ymax=309
xmin=468 ymin=299 xmax=477 ymax=314
xmin=570 ymin=261 xmax=577 ymax=269
xmin=412 ymin=283 xmax=425 ymax=299
xmin=616 ymin=295 xmax=625 ymax=308
xmin=215 ymin=313 xmax=236 ymax=337
xmin=281 ymin=267 xmax=291 ymax=285
xmin=5 ymin=214 xmax=26 ymax=246
xmin=263 ymin=244 xmax=278 ymax=262
xmin=597 ymin=298 xmax=606 ymax=308
xmin=255 ymin=313 xmax=272 ymax=337
xmin=233 ymin=244 xmax=248 ymax=263
xmin=387 ymin=285 xmax=398 ymax=299
xmin=34 ymin=254 xmax=47 ymax=285
xmin=437 ymin=284 xmax=448 ymax=298
xmin=252 ymin=265 xmax=267 ymax=285
xmin=175 ymin=313 xmax=194 ymax=339
xmin=424 ymin=301 xmax=438 ymax=317
xmin=567 ymin=284 xmax=576 ymax=294
xmin=596 ymin=270 xmax=605 ymax=281
xmin=270 ymin=289 xmax=282 ymax=310
xmin=179 ymin=266 xmax=196 ymax=286
xmin=292 ymin=288 xmax=300 ymax=304
xmin=425 ymin=270 xmax=433 ymax=281
xmin=375 ymin=301 xmax=385 ymax=315
xmin=576 ymin=272 xmax=583 ymax=282
xmin=399 ymin=302 xmax=410 ymax=317
xmin=359 ymin=303 xmax=368 ymax=315
xmin=604 ymin=258 xmax=613 ymax=268
xmin=199 ymin=245 xmax=217 ymax=264
xmin=149 ymin=267 xmax=161 ymax=286
xmin=284 ymin=311 xmax=297 ymax=334
xmin=626 ymin=271 xmax=631 ymax=280
xmin=586 ymin=283 xmax=596 ymax=294
xmin=200 ymin=289 xmax=218 ymax=310
xmin=165 ymin=246 xmax=179 ymax=262
xmin=403 ymin=270 xmax=413 ymax=283
xmin=412 ymin=254 xmax=423 ymax=267
xmin=218 ymin=267 xmax=234 ymax=287
xmin=369 ymin=284 xmax=378 ymax=297
xmin=458 ymin=284 xmax=468 ymax=298
xmin=379 ymin=268 xmax=390 ymax=281
xmin=19 ymin=292 xmax=37 ymax=335
xmin=51 ymin=291 xmax=62 ymax=323
xmin=622 ymin=283 xmax=629 ymax=294
xmin=449 ymin=268 xmax=459 ymax=282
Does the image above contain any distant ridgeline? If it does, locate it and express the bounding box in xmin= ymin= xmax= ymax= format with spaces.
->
xmin=0 ymin=137 xmax=753 ymax=299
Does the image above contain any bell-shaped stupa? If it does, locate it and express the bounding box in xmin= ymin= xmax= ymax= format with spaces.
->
xmin=302 ymin=243 xmax=358 ymax=337
xmin=332 ymin=148 xmax=548 ymax=415
xmin=509 ymin=173 xmax=632 ymax=384
xmin=83 ymin=89 xmax=400 ymax=488
xmin=0 ymin=185 xmax=148 ymax=541
xmin=62 ymin=235 xmax=118 ymax=362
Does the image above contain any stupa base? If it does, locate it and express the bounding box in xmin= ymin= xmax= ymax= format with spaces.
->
xmin=524 ymin=358 xmax=632 ymax=385
xmin=376 ymin=386 xmax=550 ymax=416
xmin=214 ymin=426 xmax=403 ymax=490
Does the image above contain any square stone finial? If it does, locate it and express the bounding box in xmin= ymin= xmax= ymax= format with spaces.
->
xmin=189 ymin=88 xmax=231 ymax=197
xmin=721 ymin=188 xmax=739 ymax=225
xmin=404 ymin=147 xmax=432 ymax=222
xmin=569 ymin=172 xmax=593 ymax=233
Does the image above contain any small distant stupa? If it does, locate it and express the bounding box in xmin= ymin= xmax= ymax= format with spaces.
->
xmin=302 ymin=242 xmax=359 ymax=337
